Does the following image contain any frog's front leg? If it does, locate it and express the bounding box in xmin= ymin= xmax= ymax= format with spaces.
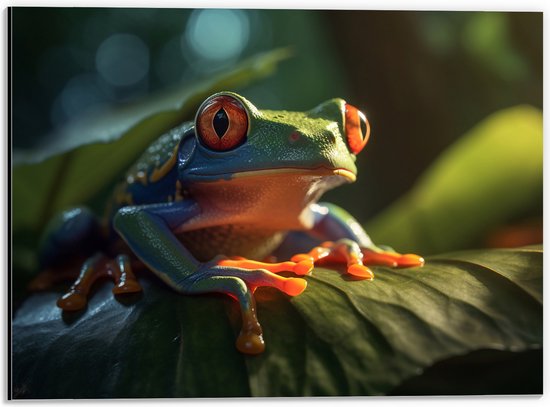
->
xmin=292 ymin=202 xmax=424 ymax=279
xmin=180 ymin=261 xmax=307 ymax=353
xmin=113 ymin=201 xmax=307 ymax=354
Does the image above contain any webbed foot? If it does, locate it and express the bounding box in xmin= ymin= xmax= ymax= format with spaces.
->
xmin=57 ymin=253 xmax=142 ymax=311
xmin=361 ymin=249 xmax=424 ymax=268
xmin=218 ymin=257 xmax=313 ymax=276
xmin=177 ymin=257 xmax=309 ymax=354
xmin=290 ymin=239 xmax=424 ymax=280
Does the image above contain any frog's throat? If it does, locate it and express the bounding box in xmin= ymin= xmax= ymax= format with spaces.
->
xmin=231 ymin=167 xmax=356 ymax=182
xmin=178 ymin=167 xmax=354 ymax=233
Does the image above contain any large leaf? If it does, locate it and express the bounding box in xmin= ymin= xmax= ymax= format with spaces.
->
xmin=12 ymin=246 xmax=542 ymax=398
xmin=366 ymin=105 xmax=542 ymax=255
xmin=12 ymin=48 xmax=291 ymax=233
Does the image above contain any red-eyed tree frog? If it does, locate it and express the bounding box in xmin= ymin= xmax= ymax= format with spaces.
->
xmin=35 ymin=92 xmax=424 ymax=355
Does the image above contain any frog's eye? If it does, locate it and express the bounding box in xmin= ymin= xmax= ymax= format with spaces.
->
xmin=344 ymin=104 xmax=370 ymax=155
xmin=195 ymin=95 xmax=249 ymax=151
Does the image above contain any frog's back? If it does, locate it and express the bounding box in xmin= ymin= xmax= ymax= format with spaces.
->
xmin=105 ymin=122 xmax=192 ymax=220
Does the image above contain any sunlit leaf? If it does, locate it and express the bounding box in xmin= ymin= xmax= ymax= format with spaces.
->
xmin=366 ymin=105 xmax=542 ymax=255
xmin=12 ymin=48 xmax=292 ymax=232
xmin=12 ymin=246 xmax=542 ymax=397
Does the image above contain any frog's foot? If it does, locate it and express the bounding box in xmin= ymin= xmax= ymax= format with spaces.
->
xmin=179 ymin=261 xmax=308 ymax=354
xmin=218 ymin=257 xmax=313 ymax=276
xmin=57 ymin=253 xmax=142 ymax=311
xmin=290 ymin=239 xmax=425 ymax=280
xmin=361 ymin=248 xmax=425 ymax=268
xmin=291 ymin=239 xmax=375 ymax=279
xmin=214 ymin=258 xmax=309 ymax=296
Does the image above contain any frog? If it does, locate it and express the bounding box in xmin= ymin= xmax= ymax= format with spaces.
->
xmin=34 ymin=91 xmax=424 ymax=355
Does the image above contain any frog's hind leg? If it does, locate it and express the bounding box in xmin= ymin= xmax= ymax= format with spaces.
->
xmin=285 ymin=203 xmax=425 ymax=280
xmin=57 ymin=253 xmax=141 ymax=311
xmin=30 ymin=207 xmax=107 ymax=291
xmin=38 ymin=207 xmax=105 ymax=270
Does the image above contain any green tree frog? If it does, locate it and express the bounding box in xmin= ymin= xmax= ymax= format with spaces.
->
xmin=36 ymin=91 xmax=424 ymax=355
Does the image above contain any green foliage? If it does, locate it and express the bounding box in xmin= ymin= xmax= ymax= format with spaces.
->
xmin=12 ymin=246 xmax=541 ymax=398
xmin=461 ymin=13 xmax=528 ymax=81
xmin=12 ymin=48 xmax=292 ymax=233
xmin=366 ymin=105 xmax=542 ymax=255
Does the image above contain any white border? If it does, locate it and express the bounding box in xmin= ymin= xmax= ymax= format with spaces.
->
xmin=0 ymin=0 xmax=547 ymax=11
xmin=2 ymin=1 xmax=547 ymax=406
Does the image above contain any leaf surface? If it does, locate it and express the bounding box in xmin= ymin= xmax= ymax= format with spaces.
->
xmin=12 ymin=246 xmax=542 ymax=398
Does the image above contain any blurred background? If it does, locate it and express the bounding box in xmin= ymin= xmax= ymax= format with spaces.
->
xmin=12 ymin=8 xmax=542 ymax=242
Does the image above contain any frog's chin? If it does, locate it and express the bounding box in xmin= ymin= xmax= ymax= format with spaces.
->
xmin=230 ymin=167 xmax=357 ymax=183
xmin=185 ymin=166 xmax=357 ymax=183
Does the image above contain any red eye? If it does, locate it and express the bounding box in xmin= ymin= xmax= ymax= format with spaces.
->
xmin=344 ymin=104 xmax=370 ymax=154
xmin=196 ymin=95 xmax=249 ymax=151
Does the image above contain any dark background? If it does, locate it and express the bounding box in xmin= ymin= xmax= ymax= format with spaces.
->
xmin=11 ymin=8 xmax=543 ymax=221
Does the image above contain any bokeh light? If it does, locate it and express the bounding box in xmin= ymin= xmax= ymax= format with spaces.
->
xmin=183 ymin=9 xmax=250 ymax=68
xmin=95 ymin=33 xmax=150 ymax=87
xmin=50 ymin=73 xmax=105 ymax=126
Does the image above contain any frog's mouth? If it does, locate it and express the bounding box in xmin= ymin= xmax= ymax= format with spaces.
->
xmin=229 ymin=167 xmax=357 ymax=182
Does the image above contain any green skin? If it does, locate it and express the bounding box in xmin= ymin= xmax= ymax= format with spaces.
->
xmin=45 ymin=91 xmax=418 ymax=355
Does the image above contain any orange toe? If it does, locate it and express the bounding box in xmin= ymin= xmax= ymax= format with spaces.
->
xmin=293 ymin=259 xmax=313 ymax=275
xmin=290 ymin=253 xmax=312 ymax=263
xmin=347 ymin=264 xmax=374 ymax=280
xmin=397 ymin=254 xmax=425 ymax=267
xmin=362 ymin=252 xmax=398 ymax=267
xmin=362 ymin=250 xmax=425 ymax=268
xmin=57 ymin=291 xmax=87 ymax=311
xmin=112 ymin=280 xmax=142 ymax=294
xmin=283 ymin=277 xmax=307 ymax=296
xmin=236 ymin=331 xmax=265 ymax=355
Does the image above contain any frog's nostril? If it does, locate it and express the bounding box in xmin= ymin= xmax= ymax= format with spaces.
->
xmin=288 ymin=131 xmax=301 ymax=143
xmin=326 ymin=132 xmax=336 ymax=144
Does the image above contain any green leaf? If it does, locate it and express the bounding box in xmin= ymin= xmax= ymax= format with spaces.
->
xmin=389 ymin=348 xmax=542 ymax=395
xmin=366 ymin=105 xmax=542 ymax=255
xmin=12 ymin=48 xmax=292 ymax=232
xmin=12 ymin=246 xmax=542 ymax=398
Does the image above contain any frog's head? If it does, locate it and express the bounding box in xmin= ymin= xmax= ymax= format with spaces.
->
xmin=177 ymin=92 xmax=371 ymax=229
xmin=179 ymin=91 xmax=370 ymax=182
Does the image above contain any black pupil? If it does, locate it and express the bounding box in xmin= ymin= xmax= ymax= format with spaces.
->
xmin=360 ymin=116 xmax=367 ymax=139
xmin=213 ymin=108 xmax=229 ymax=137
